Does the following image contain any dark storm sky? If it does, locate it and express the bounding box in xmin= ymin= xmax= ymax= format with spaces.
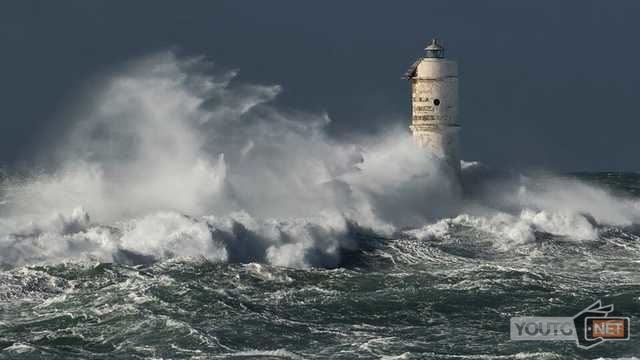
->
xmin=1 ymin=1 xmax=639 ymax=172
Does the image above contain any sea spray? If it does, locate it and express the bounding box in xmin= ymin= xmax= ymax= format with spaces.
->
xmin=0 ymin=51 xmax=639 ymax=269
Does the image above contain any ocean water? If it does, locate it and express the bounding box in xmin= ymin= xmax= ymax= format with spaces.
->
xmin=1 ymin=53 xmax=639 ymax=359
xmin=1 ymin=173 xmax=639 ymax=360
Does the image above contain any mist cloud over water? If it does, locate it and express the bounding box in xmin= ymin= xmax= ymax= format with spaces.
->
xmin=1 ymin=52 xmax=639 ymax=268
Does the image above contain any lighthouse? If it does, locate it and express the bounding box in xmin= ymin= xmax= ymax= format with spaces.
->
xmin=403 ymin=38 xmax=460 ymax=174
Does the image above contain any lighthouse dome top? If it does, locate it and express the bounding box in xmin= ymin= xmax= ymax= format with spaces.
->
xmin=424 ymin=38 xmax=444 ymax=58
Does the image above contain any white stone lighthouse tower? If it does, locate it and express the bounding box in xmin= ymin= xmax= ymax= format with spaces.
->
xmin=403 ymin=38 xmax=460 ymax=173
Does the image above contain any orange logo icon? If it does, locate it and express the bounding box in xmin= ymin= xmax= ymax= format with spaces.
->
xmin=591 ymin=319 xmax=626 ymax=338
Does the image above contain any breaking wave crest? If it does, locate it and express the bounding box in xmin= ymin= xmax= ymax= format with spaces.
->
xmin=1 ymin=51 xmax=639 ymax=269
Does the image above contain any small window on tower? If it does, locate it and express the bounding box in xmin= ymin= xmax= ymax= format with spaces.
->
xmin=433 ymin=99 xmax=440 ymax=106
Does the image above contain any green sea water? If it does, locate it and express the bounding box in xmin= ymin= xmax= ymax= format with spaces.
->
xmin=1 ymin=172 xmax=639 ymax=359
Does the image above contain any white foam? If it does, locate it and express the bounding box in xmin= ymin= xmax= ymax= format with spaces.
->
xmin=512 ymin=175 xmax=640 ymax=226
xmin=0 ymin=51 xmax=638 ymax=268
xmin=408 ymin=208 xmax=599 ymax=249
xmin=119 ymin=212 xmax=227 ymax=262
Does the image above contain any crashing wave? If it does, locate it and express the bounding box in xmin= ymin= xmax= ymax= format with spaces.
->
xmin=1 ymin=51 xmax=639 ymax=269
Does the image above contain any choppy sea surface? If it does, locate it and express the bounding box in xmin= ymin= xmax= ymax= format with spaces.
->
xmin=1 ymin=172 xmax=639 ymax=359
xmin=1 ymin=53 xmax=640 ymax=359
